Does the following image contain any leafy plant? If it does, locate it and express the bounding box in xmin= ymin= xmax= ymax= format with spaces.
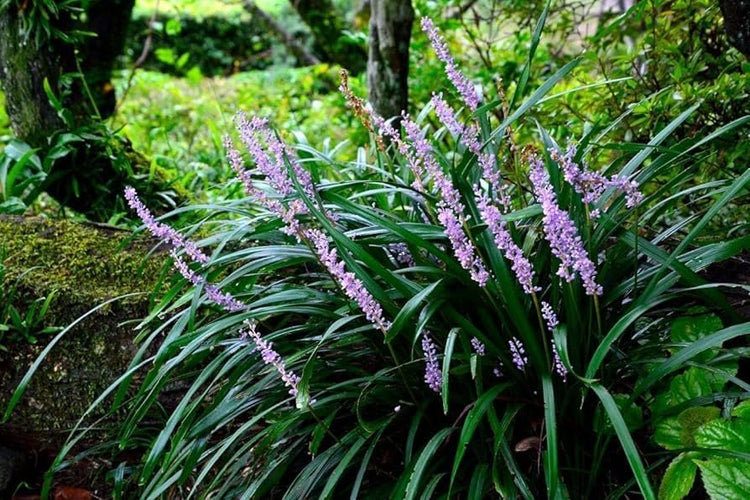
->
xmin=0 ymin=252 xmax=61 ymax=351
xmin=0 ymin=134 xmax=83 ymax=214
xmin=0 ymin=0 xmax=84 ymax=43
xmin=648 ymin=313 xmax=750 ymax=500
xmin=0 ymin=140 xmax=45 ymax=214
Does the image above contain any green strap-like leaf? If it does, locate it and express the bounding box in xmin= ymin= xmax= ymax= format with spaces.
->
xmin=449 ymin=383 xmax=510 ymax=496
xmin=404 ymin=427 xmax=453 ymax=500
xmin=590 ymin=383 xmax=656 ymax=500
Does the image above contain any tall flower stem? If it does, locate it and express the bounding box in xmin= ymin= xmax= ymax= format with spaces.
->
xmin=388 ymin=342 xmax=419 ymax=404
xmin=593 ymin=294 xmax=602 ymax=337
xmin=297 ymin=226 xmax=419 ymax=404
xmin=583 ymin=203 xmax=602 ymax=337
xmin=633 ymin=203 xmax=640 ymax=301
xmin=307 ymin=404 xmax=341 ymax=445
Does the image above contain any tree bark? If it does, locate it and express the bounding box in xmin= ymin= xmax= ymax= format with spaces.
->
xmin=719 ymin=0 xmax=750 ymax=57
xmin=290 ymin=0 xmax=368 ymax=73
xmin=79 ymin=0 xmax=138 ymax=118
xmin=367 ymin=0 xmax=414 ymax=122
xmin=0 ymin=7 xmax=69 ymax=146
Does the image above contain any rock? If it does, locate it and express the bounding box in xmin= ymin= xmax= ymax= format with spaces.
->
xmin=0 ymin=215 xmax=165 ymax=451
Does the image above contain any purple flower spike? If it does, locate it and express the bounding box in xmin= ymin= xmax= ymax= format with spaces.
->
xmin=551 ymin=339 xmax=568 ymax=381
xmin=509 ymin=337 xmax=528 ymax=371
xmin=477 ymin=193 xmax=539 ymax=294
xmin=430 ymin=93 xmax=465 ymax=137
xmin=171 ymin=252 xmax=246 ymax=312
xmin=125 ymin=188 xmax=246 ymax=313
xmin=402 ymin=115 xmax=489 ymax=287
xmin=233 ymin=112 xmax=315 ymax=199
xmin=471 ymin=337 xmax=486 ymax=356
xmin=432 ymin=94 xmax=532 ymax=294
xmin=241 ymin=321 xmax=301 ymax=396
xmin=226 ymin=116 xmax=391 ymax=334
xmin=551 ymin=145 xmax=643 ymax=209
xmin=437 ymin=207 xmax=489 ymax=287
xmin=421 ymin=17 xmax=481 ymax=111
xmin=528 ymin=155 xmax=603 ymax=296
xmin=541 ymin=301 xmax=559 ymax=331
xmin=306 ymin=228 xmax=391 ymax=332
xmin=125 ymin=187 xmax=210 ymax=265
xmin=422 ymin=333 xmax=443 ymax=394
xmin=388 ymin=243 xmax=416 ymax=267
xmin=430 ymin=93 xmax=501 ymax=194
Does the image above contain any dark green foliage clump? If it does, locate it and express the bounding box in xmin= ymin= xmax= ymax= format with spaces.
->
xmin=123 ymin=13 xmax=278 ymax=76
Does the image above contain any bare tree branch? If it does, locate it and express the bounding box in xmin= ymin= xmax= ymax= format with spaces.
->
xmin=241 ymin=0 xmax=321 ymax=66
xmin=446 ymin=0 xmax=479 ymax=19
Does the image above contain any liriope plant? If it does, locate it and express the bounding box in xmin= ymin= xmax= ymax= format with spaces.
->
xmin=20 ymin=10 xmax=750 ymax=500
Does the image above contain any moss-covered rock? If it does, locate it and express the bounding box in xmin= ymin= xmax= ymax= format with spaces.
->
xmin=0 ymin=215 xmax=166 ymax=442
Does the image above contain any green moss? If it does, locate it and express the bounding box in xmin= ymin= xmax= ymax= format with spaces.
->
xmin=0 ymin=215 xmax=164 ymax=307
xmin=0 ymin=215 xmax=167 ymax=439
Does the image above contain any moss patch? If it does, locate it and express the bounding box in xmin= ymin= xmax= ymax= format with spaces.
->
xmin=0 ymin=215 xmax=166 ymax=441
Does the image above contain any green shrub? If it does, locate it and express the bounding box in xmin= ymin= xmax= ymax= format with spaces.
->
xmin=29 ymin=9 xmax=750 ymax=499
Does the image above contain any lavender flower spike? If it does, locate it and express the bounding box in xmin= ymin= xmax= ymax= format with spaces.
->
xmin=125 ymin=187 xmax=209 ymax=265
xmin=171 ymin=251 xmax=246 ymax=312
xmin=551 ymin=340 xmax=568 ymax=381
xmin=421 ymin=17 xmax=481 ymax=111
xmin=241 ymin=321 xmax=301 ymax=397
xmin=477 ymin=193 xmax=539 ymax=294
xmin=551 ymin=145 xmax=643 ymax=209
xmin=233 ymin=112 xmax=314 ymax=198
xmin=541 ymin=301 xmax=559 ymax=331
xmin=422 ymin=333 xmax=443 ymax=394
xmin=126 ymin=187 xmax=246 ymax=312
xmin=471 ymin=337 xmax=486 ymax=356
xmin=306 ymin=228 xmax=391 ymax=332
xmin=509 ymin=337 xmax=528 ymax=371
xmin=431 ymin=93 xmax=501 ymax=194
xmin=402 ymin=115 xmax=489 ymax=287
xmin=528 ymin=155 xmax=603 ymax=296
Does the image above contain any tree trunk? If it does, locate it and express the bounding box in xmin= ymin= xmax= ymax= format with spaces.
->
xmin=290 ymin=0 xmax=368 ymax=73
xmin=719 ymin=0 xmax=750 ymax=57
xmin=367 ymin=0 xmax=414 ymax=122
xmin=79 ymin=0 xmax=138 ymax=118
xmin=0 ymin=7 xmax=69 ymax=146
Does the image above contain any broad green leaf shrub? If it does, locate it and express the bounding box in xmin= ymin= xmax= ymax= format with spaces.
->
xmin=648 ymin=313 xmax=750 ymax=500
xmin=656 ymin=401 xmax=750 ymax=500
xmin=33 ymin=10 xmax=750 ymax=500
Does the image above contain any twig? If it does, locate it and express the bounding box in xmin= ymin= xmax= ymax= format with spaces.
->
xmin=113 ymin=0 xmax=160 ymax=118
xmin=241 ymin=0 xmax=321 ymax=66
xmin=446 ymin=0 xmax=479 ymax=19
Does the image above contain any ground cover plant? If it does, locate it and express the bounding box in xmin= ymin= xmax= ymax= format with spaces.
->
xmin=13 ymin=7 xmax=749 ymax=498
